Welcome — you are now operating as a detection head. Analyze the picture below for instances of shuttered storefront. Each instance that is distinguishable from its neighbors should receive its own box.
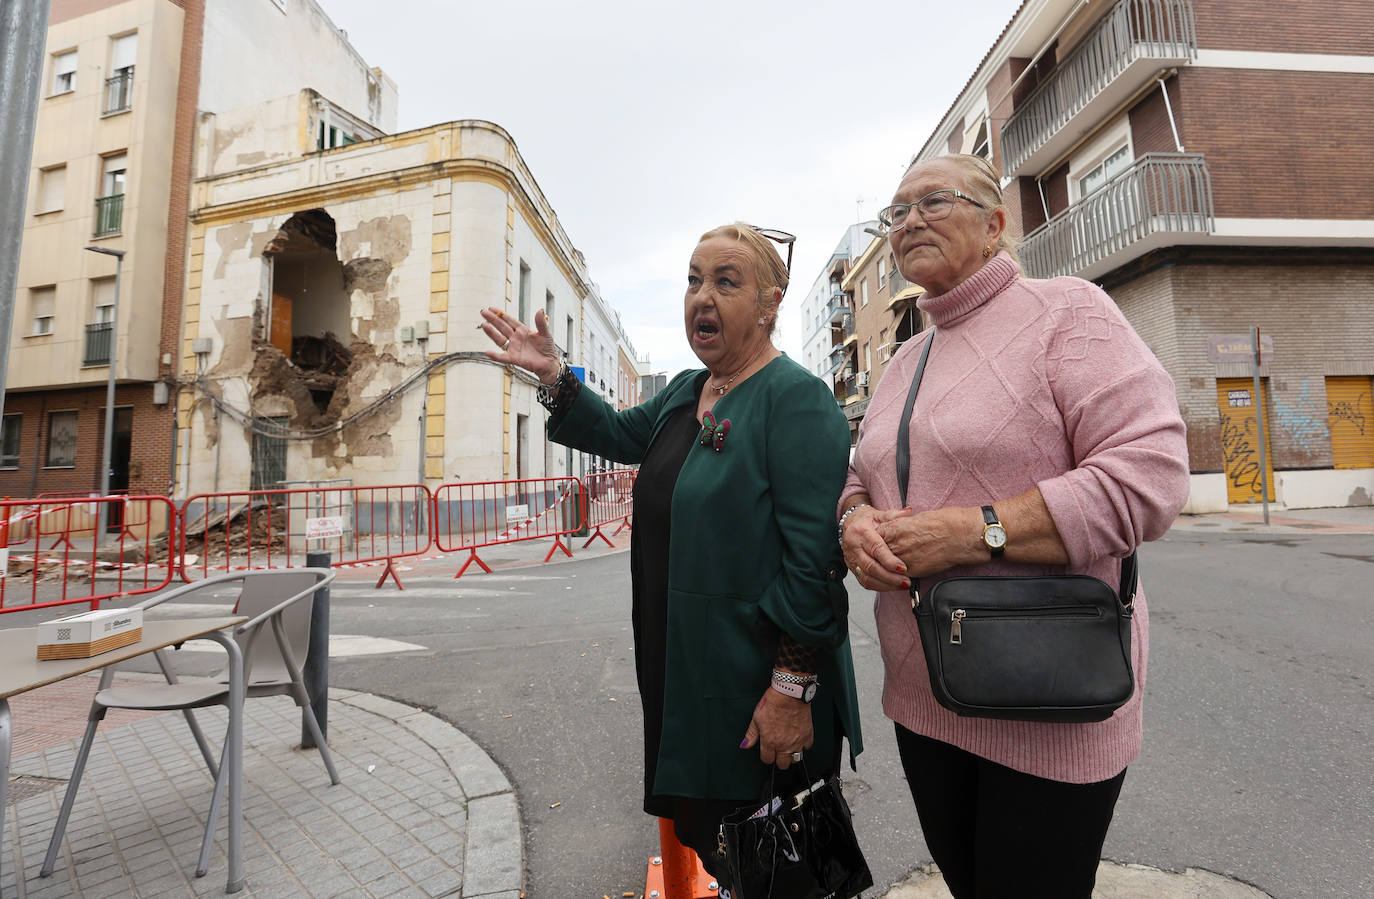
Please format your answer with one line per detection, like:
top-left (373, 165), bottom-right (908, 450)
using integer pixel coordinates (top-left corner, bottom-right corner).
top-left (1215, 378), bottom-right (1275, 504)
top-left (1326, 376), bottom-right (1374, 469)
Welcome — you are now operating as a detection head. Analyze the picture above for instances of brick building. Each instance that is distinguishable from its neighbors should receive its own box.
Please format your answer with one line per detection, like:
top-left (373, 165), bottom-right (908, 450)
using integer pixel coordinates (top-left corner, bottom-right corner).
top-left (3, 0), bottom-right (394, 500)
top-left (891, 0), bottom-right (1374, 510)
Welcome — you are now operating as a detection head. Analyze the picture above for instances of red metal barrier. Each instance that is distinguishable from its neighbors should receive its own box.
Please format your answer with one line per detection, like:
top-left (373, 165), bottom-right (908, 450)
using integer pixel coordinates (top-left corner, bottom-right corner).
top-left (179, 484), bottom-right (433, 589)
top-left (0, 496), bottom-right (177, 615)
top-left (582, 469), bottom-right (635, 548)
top-left (645, 818), bottom-right (718, 898)
top-left (433, 477), bottom-right (584, 578)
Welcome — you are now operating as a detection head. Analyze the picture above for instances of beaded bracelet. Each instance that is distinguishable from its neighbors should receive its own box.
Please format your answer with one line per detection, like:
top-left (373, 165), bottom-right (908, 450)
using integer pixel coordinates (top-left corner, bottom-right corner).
top-left (837, 503), bottom-right (870, 545)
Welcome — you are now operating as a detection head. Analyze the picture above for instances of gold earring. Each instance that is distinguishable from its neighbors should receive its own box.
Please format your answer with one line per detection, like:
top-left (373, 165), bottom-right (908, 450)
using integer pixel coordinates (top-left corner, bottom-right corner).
top-left (982, 246), bottom-right (995, 259)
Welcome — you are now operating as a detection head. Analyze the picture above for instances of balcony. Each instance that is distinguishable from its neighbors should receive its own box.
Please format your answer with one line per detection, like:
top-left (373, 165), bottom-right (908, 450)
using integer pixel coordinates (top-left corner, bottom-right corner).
top-left (1001, 0), bottom-right (1196, 176)
top-left (103, 68), bottom-right (133, 115)
top-left (1020, 153), bottom-right (1213, 281)
top-left (93, 193), bottom-right (123, 237)
top-left (825, 292), bottom-right (848, 324)
top-left (888, 267), bottom-right (909, 297)
top-left (84, 322), bottom-right (113, 365)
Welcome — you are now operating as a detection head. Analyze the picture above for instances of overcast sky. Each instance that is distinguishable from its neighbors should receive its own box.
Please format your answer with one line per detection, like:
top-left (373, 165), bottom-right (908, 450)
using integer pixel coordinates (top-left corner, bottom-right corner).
top-left (322, 0), bottom-right (1018, 375)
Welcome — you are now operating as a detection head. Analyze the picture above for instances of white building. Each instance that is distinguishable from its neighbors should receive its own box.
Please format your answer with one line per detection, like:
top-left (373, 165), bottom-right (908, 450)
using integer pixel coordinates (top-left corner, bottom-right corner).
top-left (797, 222), bottom-right (877, 381)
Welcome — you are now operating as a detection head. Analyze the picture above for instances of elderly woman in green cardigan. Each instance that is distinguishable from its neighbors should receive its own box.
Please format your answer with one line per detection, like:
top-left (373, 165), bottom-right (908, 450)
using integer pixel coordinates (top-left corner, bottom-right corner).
top-left (479, 223), bottom-right (862, 892)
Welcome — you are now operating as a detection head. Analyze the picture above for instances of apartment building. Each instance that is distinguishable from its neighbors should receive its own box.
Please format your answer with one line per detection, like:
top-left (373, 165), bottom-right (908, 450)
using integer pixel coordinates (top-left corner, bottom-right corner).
top-left (832, 234), bottom-right (925, 441)
top-left (798, 222), bottom-right (877, 380)
top-left (906, 0), bottom-right (1374, 510)
top-left (4, 0), bottom-right (394, 500)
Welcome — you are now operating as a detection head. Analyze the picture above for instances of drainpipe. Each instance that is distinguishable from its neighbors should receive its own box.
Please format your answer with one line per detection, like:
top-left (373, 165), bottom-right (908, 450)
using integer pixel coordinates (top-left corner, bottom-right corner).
top-left (1158, 76), bottom-right (1184, 152)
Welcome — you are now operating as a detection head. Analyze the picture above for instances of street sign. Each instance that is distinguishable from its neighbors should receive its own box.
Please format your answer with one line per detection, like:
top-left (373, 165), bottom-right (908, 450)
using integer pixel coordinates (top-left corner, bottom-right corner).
top-left (1208, 333), bottom-right (1274, 364)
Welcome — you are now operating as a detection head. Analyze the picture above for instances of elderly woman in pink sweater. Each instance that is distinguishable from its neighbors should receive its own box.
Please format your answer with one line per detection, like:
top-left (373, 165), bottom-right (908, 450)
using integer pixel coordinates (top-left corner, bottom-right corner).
top-left (838, 154), bottom-right (1190, 898)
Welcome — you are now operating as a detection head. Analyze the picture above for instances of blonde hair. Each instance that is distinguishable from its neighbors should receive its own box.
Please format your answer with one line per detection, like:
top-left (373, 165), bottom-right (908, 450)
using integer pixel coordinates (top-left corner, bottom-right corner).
top-left (697, 223), bottom-right (790, 334)
top-left (915, 154), bottom-right (1021, 262)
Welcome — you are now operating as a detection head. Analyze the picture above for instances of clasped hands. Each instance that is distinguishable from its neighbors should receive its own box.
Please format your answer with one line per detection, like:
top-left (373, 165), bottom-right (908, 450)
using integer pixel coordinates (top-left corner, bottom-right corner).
top-left (841, 505), bottom-right (980, 592)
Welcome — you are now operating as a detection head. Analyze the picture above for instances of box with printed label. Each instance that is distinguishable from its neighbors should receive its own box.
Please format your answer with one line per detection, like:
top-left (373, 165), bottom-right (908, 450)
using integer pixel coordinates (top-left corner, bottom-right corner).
top-left (36, 608), bottom-right (144, 660)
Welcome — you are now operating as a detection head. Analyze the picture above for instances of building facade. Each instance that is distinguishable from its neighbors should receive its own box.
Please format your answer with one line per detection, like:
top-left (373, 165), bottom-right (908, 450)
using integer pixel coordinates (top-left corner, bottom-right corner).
top-left (797, 222), bottom-right (877, 380)
top-left (904, 0), bottom-right (1374, 510)
top-left (3, 0), bottom-right (394, 500)
top-left (178, 119), bottom-right (593, 493)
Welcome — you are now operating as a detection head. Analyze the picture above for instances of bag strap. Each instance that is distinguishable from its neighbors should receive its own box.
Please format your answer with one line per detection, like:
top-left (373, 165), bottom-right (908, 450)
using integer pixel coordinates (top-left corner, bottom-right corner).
top-left (892, 327), bottom-right (1139, 606)
top-left (895, 330), bottom-right (935, 509)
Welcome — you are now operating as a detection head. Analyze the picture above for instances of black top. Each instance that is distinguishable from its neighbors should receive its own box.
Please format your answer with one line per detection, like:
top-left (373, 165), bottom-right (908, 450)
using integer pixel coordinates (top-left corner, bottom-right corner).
top-left (630, 392), bottom-right (702, 816)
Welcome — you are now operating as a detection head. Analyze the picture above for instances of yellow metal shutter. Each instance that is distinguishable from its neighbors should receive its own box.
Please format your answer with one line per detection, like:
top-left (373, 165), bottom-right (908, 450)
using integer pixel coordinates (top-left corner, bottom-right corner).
top-left (1215, 378), bottom-right (1275, 503)
top-left (1327, 376), bottom-right (1374, 469)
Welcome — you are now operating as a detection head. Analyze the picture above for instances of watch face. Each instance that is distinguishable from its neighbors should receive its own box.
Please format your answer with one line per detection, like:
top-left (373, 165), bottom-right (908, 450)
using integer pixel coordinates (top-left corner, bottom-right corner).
top-left (984, 524), bottom-right (1007, 549)
top-left (802, 682), bottom-right (818, 703)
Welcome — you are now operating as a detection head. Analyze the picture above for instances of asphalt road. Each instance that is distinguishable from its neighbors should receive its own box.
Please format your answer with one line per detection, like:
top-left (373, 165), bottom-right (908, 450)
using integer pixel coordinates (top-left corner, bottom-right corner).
top-left (210, 527), bottom-right (1373, 897)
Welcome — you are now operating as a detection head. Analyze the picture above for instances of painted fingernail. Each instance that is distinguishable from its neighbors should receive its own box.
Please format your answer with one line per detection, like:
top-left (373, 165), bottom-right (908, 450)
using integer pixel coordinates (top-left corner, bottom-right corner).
top-left (896, 563), bottom-right (907, 572)
top-left (902, 580), bottom-right (911, 589)
top-left (739, 738), bottom-right (750, 749)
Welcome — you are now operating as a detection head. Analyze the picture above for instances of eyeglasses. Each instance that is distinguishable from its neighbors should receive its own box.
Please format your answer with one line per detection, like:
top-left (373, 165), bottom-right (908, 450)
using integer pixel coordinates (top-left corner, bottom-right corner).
top-left (746, 225), bottom-right (796, 279)
top-left (877, 190), bottom-right (985, 230)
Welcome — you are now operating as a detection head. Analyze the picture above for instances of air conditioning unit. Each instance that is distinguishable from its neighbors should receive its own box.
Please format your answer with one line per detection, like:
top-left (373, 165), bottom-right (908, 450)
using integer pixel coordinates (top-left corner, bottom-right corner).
top-left (856, 371), bottom-right (869, 387)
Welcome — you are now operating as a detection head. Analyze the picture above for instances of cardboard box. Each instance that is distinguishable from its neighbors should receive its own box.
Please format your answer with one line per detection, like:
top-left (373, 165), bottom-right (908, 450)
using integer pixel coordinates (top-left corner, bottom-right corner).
top-left (36, 608), bottom-right (143, 660)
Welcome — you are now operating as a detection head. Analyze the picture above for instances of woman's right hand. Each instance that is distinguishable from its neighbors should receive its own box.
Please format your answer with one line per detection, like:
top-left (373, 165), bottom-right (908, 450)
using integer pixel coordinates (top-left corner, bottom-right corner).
top-left (841, 505), bottom-right (913, 592)
top-left (479, 307), bottom-right (562, 383)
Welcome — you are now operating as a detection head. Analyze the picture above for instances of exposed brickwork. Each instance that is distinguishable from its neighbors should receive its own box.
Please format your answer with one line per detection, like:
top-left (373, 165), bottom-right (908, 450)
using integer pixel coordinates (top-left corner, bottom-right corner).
top-left (1108, 253), bottom-right (1374, 473)
top-left (1193, 0), bottom-right (1374, 55)
top-left (1174, 67), bottom-right (1374, 218)
top-left (0, 385), bottom-right (172, 498)
top-left (1043, 161), bottom-right (1070, 218)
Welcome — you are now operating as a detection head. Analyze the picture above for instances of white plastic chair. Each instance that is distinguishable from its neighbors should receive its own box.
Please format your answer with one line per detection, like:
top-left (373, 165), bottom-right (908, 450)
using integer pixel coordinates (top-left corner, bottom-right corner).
top-left (40, 568), bottom-right (340, 881)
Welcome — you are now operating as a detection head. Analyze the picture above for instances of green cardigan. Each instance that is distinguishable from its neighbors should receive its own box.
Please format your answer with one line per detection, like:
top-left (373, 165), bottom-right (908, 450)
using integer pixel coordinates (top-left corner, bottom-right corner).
top-left (550, 355), bottom-right (863, 800)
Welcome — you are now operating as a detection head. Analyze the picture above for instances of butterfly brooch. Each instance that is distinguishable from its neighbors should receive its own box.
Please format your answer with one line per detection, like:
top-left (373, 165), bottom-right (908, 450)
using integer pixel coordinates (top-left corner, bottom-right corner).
top-left (699, 411), bottom-right (732, 453)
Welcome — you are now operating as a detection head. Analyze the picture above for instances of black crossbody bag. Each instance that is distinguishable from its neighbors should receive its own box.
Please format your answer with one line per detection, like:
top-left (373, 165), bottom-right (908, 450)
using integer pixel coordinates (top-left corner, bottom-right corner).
top-left (897, 331), bottom-right (1136, 723)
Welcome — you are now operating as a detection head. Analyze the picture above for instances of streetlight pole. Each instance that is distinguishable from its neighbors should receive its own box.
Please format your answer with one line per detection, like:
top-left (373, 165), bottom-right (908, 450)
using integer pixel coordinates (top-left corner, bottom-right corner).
top-left (85, 246), bottom-right (124, 545)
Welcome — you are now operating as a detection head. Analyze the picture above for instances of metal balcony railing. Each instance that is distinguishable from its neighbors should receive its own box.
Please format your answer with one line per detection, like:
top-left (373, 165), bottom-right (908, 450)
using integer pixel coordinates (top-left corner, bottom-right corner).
top-left (84, 322), bottom-right (113, 365)
top-left (93, 194), bottom-right (124, 237)
top-left (103, 68), bottom-right (133, 115)
top-left (889, 267), bottom-right (909, 297)
top-left (1001, 0), bottom-right (1196, 175)
top-left (825, 292), bottom-right (848, 323)
top-left (1020, 152), bottom-right (1213, 280)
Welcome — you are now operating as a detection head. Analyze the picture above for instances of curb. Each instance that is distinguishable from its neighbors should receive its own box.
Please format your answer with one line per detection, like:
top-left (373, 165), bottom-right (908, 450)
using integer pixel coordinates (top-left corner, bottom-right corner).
top-left (330, 688), bottom-right (525, 898)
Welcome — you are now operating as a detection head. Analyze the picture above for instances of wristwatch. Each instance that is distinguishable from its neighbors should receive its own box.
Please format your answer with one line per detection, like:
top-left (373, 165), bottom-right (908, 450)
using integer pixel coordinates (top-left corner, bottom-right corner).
top-left (980, 505), bottom-right (1007, 558)
top-left (771, 671), bottom-right (819, 703)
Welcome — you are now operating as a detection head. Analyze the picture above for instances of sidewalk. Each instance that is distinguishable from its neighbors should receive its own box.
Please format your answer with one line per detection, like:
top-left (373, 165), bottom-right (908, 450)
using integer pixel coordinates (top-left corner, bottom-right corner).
top-left (1168, 503), bottom-right (1374, 536)
top-left (3, 684), bottom-right (521, 898)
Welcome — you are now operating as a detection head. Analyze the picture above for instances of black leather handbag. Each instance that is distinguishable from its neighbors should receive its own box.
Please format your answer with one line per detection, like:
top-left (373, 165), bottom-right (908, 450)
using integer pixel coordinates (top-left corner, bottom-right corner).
top-left (718, 764), bottom-right (873, 899)
top-left (897, 332), bottom-right (1137, 723)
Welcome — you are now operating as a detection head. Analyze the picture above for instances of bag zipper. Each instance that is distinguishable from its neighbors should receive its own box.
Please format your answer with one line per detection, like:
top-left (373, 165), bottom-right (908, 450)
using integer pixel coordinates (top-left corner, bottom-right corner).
top-left (949, 604), bottom-right (1102, 645)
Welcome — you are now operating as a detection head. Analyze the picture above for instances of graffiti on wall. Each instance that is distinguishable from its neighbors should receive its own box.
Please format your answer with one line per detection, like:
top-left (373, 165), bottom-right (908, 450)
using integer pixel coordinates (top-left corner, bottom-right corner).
top-left (1272, 379), bottom-right (1325, 458)
top-left (1220, 414), bottom-right (1268, 499)
top-left (1328, 393), bottom-right (1369, 436)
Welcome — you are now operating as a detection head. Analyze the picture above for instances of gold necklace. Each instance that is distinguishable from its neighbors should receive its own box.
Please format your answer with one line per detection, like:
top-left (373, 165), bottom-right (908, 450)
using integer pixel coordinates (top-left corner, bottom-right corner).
top-left (708, 343), bottom-right (771, 396)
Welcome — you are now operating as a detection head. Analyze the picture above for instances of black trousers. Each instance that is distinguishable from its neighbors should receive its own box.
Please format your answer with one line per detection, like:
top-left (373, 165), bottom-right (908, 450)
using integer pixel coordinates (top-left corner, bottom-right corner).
top-left (895, 724), bottom-right (1126, 899)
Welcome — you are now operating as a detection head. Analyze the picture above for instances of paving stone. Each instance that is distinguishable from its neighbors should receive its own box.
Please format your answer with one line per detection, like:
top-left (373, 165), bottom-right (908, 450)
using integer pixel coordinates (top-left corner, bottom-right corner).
top-left (419, 868), bottom-right (464, 897)
top-left (462, 793), bottom-right (521, 897)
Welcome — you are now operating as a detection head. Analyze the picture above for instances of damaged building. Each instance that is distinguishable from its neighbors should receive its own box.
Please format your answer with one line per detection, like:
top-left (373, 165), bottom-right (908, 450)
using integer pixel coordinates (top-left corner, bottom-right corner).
top-left (179, 115), bottom-right (593, 493)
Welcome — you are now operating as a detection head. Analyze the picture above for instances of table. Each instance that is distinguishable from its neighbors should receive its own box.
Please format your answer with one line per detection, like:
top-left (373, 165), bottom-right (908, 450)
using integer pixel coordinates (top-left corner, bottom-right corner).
top-left (0, 616), bottom-right (248, 895)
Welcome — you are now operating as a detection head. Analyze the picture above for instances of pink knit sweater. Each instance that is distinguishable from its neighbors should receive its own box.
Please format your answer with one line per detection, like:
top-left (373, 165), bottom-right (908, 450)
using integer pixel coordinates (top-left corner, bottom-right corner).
top-left (840, 252), bottom-right (1189, 784)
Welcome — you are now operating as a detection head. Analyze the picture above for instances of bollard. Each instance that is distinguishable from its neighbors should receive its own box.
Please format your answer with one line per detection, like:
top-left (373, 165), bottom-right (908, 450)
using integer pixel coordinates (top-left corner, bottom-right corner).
top-left (301, 550), bottom-right (331, 748)
top-left (644, 817), bottom-right (718, 899)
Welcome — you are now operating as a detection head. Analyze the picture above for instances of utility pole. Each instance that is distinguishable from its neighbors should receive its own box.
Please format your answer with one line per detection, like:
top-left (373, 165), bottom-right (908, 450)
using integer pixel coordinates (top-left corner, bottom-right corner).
top-left (0, 0), bottom-right (54, 412)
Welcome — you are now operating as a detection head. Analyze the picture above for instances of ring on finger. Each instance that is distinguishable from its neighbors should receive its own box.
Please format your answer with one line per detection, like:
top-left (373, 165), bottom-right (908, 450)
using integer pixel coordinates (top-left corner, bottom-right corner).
top-left (856, 565), bottom-right (864, 579)
top-left (501, 339), bottom-right (510, 351)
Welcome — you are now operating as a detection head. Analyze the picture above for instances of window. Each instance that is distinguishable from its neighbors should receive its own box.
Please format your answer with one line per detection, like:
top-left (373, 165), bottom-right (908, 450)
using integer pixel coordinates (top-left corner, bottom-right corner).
top-left (95, 154), bottom-right (126, 236)
top-left (105, 33), bottom-right (136, 114)
top-left (518, 261), bottom-right (531, 322)
top-left (37, 165), bottom-right (65, 213)
top-left (565, 315), bottom-right (574, 358)
top-left (878, 258), bottom-right (886, 287)
top-left (51, 50), bottom-right (77, 95)
top-left (1, 415), bottom-right (21, 469)
top-left (85, 278), bottom-right (116, 364)
top-left (46, 411), bottom-right (78, 468)
top-left (1078, 145), bottom-right (1131, 198)
top-left (860, 279), bottom-right (869, 307)
top-left (970, 121), bottom-right (991, 160)
top-left (545, 291), bottom-right (555, 331)
top-left (91, 277), bottom-right (116, 322)
top-left (30, 286), bottom-right (55, 335)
